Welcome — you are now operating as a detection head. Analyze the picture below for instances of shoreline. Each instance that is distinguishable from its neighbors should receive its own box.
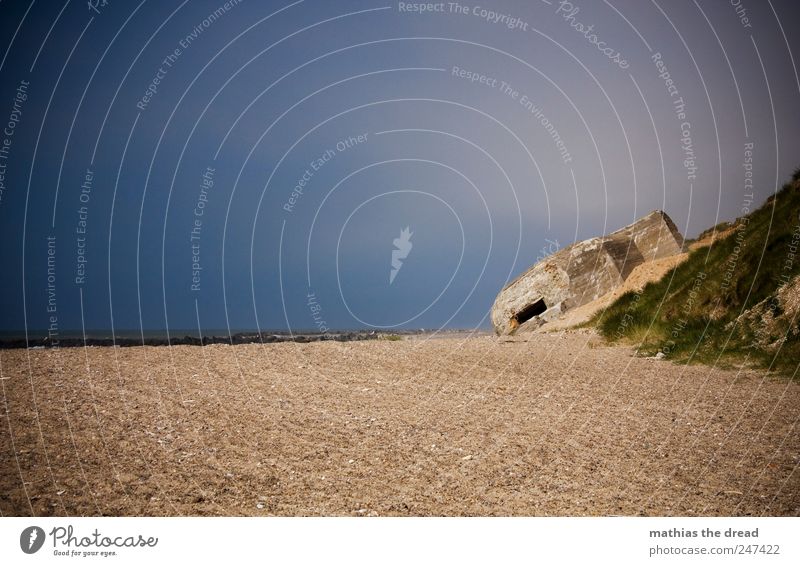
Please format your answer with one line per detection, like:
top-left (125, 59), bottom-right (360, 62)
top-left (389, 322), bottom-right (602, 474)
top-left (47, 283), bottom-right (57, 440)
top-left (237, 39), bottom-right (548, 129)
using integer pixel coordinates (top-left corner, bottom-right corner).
top-left (0, 328), bottom-right (486, 349)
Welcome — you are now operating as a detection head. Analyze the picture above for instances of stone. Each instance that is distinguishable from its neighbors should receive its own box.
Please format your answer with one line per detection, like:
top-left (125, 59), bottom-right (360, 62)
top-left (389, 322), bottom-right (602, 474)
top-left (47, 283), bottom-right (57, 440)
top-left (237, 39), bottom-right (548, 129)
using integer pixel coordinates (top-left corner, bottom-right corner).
top-left (491, 210), bottom-right (684, 335)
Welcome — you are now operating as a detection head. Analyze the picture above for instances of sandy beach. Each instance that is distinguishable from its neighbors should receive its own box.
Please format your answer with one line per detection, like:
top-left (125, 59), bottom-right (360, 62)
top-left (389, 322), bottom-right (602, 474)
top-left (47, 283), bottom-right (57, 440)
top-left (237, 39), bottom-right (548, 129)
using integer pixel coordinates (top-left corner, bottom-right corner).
top-left (1, 331), bottom-right (798, 516)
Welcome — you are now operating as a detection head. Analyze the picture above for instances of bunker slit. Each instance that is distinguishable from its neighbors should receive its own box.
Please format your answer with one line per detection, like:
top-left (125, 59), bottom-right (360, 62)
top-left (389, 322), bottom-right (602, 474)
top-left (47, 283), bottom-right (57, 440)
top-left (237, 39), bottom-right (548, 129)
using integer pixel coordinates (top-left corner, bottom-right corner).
top-left (513, 298), bottom-right (547, 326)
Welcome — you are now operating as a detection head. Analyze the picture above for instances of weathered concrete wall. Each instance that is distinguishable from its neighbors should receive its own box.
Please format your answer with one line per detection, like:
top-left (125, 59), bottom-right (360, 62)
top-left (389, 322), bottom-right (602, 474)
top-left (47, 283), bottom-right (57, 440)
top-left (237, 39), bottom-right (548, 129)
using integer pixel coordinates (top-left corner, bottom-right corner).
top-left (561, 238), bottom-right (625, 310)
top-left (491, 211), bottom-right (684, 335)
top-left (612, 210), bottom-right (684, 261)
top-left (490, 261), bottom-right (571, 334)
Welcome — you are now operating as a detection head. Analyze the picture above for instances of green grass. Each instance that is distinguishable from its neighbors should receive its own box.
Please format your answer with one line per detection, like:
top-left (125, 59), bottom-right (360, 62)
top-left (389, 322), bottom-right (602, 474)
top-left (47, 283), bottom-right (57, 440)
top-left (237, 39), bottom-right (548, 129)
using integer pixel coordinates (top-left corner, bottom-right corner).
top-left (683, 219), bottom-right (733, 248)
top-left (591, 175), bottom-right (800, 375)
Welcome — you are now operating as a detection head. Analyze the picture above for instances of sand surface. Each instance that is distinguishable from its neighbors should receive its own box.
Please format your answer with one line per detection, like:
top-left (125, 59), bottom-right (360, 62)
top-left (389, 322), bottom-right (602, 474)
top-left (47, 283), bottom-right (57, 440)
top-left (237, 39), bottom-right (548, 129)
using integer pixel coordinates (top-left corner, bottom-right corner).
top-left (1, 331), bottom-right (798, 516)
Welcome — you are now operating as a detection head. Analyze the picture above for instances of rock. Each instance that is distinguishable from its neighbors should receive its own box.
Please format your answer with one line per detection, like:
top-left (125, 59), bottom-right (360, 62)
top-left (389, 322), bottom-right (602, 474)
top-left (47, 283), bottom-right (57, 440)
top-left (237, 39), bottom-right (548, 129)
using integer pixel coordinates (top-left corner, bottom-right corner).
top-left (655, 352), bottom-right (666, 360)
top-left (491, 211), bottom-right (684, 335)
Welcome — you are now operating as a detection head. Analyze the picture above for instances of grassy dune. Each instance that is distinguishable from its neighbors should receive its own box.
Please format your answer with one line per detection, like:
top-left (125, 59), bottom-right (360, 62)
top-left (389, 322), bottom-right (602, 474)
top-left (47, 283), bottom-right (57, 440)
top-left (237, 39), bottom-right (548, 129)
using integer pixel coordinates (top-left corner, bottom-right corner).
top-left (592, 171), bottom-right (800, 375)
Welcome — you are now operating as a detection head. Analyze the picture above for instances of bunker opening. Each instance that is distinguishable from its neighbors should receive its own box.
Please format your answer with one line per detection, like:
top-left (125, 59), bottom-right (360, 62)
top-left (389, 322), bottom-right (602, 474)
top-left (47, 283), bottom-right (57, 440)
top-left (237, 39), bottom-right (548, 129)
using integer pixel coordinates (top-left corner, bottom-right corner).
top-left (513, 298), bottom-right (547, 327)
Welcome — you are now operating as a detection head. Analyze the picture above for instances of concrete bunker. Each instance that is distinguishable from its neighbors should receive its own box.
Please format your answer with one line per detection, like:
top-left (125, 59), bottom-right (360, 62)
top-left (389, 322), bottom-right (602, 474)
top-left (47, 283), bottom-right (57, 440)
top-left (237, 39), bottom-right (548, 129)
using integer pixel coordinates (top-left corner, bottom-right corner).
top-left (491, 210), bottom-right (684, 335)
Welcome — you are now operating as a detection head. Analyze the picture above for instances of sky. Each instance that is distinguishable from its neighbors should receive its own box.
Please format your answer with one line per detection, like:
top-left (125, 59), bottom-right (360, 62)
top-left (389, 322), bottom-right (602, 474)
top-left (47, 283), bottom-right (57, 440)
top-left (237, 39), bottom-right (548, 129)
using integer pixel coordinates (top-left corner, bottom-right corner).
top-left (0, 0), bottom-right (799, 335)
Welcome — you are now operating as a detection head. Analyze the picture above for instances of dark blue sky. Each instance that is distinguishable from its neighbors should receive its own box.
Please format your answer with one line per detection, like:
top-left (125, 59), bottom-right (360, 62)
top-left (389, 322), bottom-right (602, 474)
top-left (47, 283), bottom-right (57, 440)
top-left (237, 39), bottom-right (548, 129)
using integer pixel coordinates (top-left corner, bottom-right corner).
top-left (1, 0), bottom-right (799, 335)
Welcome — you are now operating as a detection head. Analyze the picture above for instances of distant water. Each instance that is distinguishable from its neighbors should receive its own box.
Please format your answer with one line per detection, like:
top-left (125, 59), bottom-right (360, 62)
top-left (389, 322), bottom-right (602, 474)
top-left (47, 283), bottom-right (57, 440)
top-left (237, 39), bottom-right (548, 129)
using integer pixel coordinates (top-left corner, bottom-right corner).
top-left (0, 329), bottom-right (319, 340)
top-left (0, 328), bottom-right (471, 341)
